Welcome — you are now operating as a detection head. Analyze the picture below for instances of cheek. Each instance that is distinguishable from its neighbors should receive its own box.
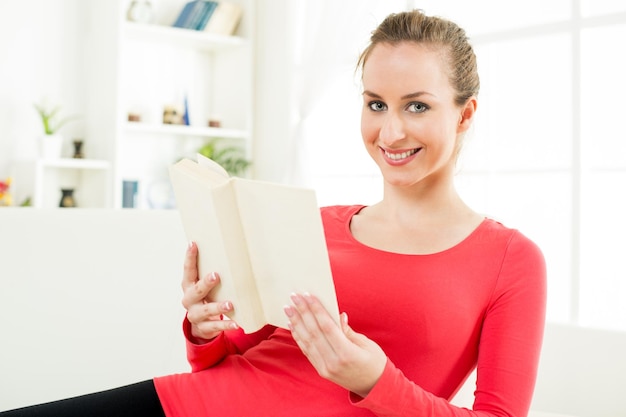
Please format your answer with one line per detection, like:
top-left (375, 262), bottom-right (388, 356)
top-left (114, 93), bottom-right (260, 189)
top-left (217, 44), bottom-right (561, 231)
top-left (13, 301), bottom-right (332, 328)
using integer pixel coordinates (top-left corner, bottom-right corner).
top-left (360, 110), bottom-right (379, 144)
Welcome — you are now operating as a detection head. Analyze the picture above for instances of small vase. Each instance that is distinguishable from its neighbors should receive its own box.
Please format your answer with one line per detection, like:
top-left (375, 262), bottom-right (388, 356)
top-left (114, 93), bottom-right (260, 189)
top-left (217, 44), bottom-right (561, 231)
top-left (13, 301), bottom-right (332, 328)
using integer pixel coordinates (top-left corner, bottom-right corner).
top-left (59, 188), bottom-right (77, 208)
top-left (72, 139), bottom-right (84, 158)
top-left (39, 134), bottom-right (63, 159)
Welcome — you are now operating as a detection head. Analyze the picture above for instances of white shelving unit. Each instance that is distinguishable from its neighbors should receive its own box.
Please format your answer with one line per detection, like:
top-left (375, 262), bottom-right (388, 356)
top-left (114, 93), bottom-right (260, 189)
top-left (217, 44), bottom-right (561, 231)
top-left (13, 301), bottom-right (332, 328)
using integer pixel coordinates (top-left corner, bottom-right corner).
top-left (82, 0), bottom-right (255, 208)
top-left (15, 158), bottom-right (112, 208)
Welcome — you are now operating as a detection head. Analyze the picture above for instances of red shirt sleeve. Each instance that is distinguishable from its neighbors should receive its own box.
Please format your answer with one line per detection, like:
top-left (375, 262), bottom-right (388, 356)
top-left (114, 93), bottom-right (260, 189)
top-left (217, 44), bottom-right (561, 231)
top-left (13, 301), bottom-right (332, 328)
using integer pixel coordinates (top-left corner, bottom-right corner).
top-left (183, 317), bottom-right (277, 372)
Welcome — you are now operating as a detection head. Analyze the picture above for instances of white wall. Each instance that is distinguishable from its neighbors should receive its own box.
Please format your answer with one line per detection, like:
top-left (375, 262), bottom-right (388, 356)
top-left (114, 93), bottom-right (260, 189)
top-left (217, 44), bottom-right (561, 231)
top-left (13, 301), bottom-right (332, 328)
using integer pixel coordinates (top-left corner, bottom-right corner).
top-left (0, 1), bottom-right (87, 181)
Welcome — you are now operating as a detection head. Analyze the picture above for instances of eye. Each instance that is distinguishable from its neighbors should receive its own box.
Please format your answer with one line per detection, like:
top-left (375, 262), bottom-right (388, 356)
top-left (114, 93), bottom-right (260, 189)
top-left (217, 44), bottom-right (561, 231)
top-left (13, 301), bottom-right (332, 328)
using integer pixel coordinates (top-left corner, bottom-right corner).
top-left (407, 102), bottom-right (429, 113)
top-left (368, 101), bottom-right (387, 112)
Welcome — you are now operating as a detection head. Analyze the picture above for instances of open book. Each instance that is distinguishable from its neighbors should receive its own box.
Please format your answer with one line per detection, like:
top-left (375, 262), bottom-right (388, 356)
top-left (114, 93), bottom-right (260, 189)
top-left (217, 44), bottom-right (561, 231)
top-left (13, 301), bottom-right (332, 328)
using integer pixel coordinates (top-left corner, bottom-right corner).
top-left (168, 155), bottom-right (340, 332)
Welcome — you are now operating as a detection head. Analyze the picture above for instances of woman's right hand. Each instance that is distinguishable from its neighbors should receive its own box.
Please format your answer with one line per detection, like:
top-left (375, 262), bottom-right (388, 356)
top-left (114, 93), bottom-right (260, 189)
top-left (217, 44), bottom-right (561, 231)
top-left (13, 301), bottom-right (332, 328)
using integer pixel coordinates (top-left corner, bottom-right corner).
top-left (181, 242), bottom-right (239, 344)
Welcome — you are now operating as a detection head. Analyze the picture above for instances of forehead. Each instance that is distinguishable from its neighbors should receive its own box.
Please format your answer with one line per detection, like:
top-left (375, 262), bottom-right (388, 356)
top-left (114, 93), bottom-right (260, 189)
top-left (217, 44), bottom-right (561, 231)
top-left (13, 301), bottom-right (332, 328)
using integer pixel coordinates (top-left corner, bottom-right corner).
top-left (362, 42), bottom-right (452, 94)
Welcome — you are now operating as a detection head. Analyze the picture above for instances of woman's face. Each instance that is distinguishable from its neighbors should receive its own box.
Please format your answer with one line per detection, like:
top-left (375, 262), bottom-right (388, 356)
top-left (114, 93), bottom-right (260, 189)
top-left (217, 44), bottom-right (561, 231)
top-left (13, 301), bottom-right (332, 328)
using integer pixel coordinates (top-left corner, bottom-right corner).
top-left (360, 42), bottom-right (474, 190)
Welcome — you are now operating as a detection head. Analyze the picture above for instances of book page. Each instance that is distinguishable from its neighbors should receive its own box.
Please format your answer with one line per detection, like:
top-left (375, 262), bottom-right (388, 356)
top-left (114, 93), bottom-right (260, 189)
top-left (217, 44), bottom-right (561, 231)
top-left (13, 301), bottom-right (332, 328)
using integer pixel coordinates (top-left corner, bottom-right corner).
top-left (233, 179), bottom-right (340, 328)
top-left (196, 153), bottom-right (230, 178)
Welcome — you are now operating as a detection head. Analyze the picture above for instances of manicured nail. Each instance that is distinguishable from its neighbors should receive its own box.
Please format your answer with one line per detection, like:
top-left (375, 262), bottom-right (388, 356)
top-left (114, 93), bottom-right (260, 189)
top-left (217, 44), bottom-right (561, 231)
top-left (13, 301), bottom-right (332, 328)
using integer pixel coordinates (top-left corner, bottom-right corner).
top-left (303, 292), bottom-right (313, 304)
top-left (290, 293), bottom-right (301, 305)
top-left (222, 301), bottom-right (232, 311)
top-left (209, 272), bottom-right (218, 282)
top-left (228, 321), bottom-right (238, 330)
top-left (283, 305), bottom-right (294, 317)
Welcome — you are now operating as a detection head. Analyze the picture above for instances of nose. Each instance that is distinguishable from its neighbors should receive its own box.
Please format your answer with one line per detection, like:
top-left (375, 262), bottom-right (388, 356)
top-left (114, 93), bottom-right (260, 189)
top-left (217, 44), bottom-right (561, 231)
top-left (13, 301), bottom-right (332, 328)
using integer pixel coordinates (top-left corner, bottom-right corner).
top-left (379, 112), bottom-right (406, 146)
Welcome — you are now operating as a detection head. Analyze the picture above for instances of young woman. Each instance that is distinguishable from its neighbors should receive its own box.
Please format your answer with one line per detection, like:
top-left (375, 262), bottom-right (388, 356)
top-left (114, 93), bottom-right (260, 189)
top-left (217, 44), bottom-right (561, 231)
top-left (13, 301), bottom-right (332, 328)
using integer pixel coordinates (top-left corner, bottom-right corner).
top-left (2, 9), bottom-right (546, 417)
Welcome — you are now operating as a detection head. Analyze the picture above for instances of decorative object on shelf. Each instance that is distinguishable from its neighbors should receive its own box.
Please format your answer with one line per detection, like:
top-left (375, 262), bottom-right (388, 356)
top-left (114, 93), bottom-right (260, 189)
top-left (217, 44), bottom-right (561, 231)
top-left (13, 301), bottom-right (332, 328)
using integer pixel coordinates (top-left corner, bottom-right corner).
top-left (128, 112), bottom-right (141, 122)
top-left (182, 95), bottom-right (190, 126)
top-left (126, 0), bottom-right (154, 24)
top-left (0, 177), bottom-right (12, 206)
top-left (147, 179), bottom-right (175, 209)
top-left (34, 101), bottom-right (78, 160)
top-left (208, 116), bottom-right (221, 128)
top-left (122, 180), bottom-right (139, 208)
top-left (163, 104), bottom-right (184, 125)
top-left (197, 138), bottom-right (250, 177)
top-left (38, 134), bottom-right (63, 160)
top-left (72, 139), bottom-right (84, 158)
top-left (59, 188), bottom-right (77, 208)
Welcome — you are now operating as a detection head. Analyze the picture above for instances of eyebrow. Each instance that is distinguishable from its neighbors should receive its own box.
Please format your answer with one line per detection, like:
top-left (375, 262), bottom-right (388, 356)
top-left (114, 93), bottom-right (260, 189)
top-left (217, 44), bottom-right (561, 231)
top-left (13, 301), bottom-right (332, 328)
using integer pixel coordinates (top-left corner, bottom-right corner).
top-left (362, 90), bottom-right (434, 100)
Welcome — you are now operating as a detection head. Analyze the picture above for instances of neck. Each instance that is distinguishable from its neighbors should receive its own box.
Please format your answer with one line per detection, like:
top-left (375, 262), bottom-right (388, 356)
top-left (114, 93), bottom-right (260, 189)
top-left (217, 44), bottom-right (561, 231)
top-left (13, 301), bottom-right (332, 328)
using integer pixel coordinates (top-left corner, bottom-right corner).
top-left (376, 175), bottom-right (474, 226)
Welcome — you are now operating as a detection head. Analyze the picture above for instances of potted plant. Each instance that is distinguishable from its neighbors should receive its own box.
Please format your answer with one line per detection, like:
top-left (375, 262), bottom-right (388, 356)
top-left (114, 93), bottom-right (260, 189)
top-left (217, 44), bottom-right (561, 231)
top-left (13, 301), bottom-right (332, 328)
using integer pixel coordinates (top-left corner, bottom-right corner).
top-left (197, 139), bottom-right (251, 177)
top-left (33, 102), bottom-right (77, 159)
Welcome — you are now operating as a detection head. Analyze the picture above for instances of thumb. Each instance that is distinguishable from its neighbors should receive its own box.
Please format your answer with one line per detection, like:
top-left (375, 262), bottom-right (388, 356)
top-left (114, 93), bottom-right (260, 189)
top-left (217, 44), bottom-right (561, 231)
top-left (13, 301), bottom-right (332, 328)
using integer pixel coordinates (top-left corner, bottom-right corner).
top-left (341, 312), bottom-right (367, 346)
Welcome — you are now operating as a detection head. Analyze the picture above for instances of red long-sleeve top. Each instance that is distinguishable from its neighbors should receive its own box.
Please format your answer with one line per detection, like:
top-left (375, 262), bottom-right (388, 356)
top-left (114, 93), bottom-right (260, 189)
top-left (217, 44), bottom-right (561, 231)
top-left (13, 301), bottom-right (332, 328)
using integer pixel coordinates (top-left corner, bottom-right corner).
top-left (154, 205), bottom-right (546, 417)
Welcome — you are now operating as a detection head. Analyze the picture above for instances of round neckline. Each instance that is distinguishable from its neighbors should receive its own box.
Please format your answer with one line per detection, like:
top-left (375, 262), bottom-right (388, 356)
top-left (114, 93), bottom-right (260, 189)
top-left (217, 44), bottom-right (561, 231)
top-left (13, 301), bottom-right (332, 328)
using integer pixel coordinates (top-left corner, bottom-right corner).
top-left (343, 205), bottom-right (490, 257)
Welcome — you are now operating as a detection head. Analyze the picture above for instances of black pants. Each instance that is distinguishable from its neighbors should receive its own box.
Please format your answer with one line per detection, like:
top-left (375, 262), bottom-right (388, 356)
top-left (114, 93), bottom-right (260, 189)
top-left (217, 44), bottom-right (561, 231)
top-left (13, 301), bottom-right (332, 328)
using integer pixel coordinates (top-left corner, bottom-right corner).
top-left (0, 380), bottom-right (165, 417)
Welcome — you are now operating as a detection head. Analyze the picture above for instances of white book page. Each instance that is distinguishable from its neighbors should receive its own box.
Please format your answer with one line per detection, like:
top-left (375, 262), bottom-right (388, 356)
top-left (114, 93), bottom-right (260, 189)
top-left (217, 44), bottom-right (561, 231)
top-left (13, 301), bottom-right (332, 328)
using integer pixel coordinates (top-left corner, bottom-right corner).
top-left (233, 179), bottom-right (340, 328)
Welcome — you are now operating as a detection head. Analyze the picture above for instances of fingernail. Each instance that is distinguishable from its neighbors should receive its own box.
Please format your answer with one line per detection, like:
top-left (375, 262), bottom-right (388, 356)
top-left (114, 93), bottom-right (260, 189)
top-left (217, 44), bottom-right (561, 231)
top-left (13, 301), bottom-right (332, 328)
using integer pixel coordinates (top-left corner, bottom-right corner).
top-left (222, 301), bottom-right (232, 311)
top-left (187, 241), bottom-right (194, 250)
top-left (303, 292), bottom-right (313, 304)
top-left (290, 293), bottom-right (301, 305)
top-left (209, 272), bottom-right (218, 282)
top-left (228, 321), bottom-right (238, 330)
top-left (283, 305), bottom-right (294, 317)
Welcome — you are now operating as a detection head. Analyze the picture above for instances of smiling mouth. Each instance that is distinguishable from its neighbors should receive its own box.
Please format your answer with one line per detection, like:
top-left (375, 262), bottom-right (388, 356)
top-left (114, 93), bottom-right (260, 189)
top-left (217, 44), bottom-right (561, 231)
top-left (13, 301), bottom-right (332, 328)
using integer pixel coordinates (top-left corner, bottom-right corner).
top-left (383, 148), bottom-right (421, 161)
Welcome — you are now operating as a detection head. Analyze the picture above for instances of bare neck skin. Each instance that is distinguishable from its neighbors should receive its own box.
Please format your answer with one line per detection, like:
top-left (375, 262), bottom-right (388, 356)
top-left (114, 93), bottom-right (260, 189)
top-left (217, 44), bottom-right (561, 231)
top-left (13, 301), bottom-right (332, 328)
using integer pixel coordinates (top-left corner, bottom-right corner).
top-left (350, 171), bottom-right (484, 255)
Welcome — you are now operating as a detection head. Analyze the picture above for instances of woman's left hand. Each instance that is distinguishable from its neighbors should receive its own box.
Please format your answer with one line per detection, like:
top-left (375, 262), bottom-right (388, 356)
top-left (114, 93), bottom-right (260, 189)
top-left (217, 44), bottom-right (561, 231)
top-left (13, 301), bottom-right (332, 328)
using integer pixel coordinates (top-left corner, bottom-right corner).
top-left (284, 293), bottom-right (387, 398)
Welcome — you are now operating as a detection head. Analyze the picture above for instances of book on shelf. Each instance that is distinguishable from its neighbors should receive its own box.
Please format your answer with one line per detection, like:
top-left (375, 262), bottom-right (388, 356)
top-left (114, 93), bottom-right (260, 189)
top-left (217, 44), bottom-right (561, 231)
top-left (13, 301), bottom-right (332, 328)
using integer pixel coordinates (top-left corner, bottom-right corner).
top-left (168, 154), bottom-right (340, 333)
top-left (172, 0), bottom-right (218, 30)
top-left (195, 1), bottom-right (218, 30)
top-left (172, 0), bottom-right (202, 28)
top-left (204, 2), bottom-right (243, 36)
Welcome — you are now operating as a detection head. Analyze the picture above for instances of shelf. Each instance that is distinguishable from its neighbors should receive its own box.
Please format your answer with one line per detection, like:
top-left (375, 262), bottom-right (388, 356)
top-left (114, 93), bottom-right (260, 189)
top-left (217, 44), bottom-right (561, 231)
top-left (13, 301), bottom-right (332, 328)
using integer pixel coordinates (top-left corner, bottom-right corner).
top-left (124, 122), bottom-right (249, 140)
top-left (122, 21), bottom-right (248, 51)
top-left (37, 158), bottom-right (112, 170)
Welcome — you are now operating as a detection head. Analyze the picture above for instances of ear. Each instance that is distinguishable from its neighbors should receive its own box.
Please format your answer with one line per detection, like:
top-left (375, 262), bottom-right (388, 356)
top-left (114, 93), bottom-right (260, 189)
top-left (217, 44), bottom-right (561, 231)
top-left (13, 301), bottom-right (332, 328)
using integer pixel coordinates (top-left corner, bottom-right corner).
top-left (457, 96), bottom-right (477, 134)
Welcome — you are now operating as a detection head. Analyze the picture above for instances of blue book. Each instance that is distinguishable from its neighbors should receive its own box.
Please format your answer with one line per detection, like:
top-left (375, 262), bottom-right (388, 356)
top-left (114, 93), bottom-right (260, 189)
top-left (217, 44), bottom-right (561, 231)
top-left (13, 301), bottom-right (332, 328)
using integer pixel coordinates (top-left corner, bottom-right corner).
top-left (185, 1), bottom-right (210, 29)
top-left (195, 1), bottom-right (218, 30)
top-left (172, 1), bottom-right (195, 28)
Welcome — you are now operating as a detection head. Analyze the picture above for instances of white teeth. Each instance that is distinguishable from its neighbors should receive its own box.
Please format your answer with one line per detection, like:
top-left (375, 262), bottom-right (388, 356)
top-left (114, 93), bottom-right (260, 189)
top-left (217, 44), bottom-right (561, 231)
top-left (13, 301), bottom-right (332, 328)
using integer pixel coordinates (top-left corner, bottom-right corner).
top-left (385, 148), bottom-right (419, 161)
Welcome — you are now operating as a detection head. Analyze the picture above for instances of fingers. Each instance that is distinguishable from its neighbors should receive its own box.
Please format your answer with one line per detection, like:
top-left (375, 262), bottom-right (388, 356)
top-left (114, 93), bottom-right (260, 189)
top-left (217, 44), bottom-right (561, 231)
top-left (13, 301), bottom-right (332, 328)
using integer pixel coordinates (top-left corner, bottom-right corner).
top-left (180, 242), bottom-right (239, 342)
top-left (285, 294), bottom-right (387, 396)
top-left (285, 293), bottom-right (342, 360)
top-left (188, 299), bottom-right (239, 340)
top-left (182, 270), bottom-right (221, 310)
top-left (181, 241), bottom-right (199, 291)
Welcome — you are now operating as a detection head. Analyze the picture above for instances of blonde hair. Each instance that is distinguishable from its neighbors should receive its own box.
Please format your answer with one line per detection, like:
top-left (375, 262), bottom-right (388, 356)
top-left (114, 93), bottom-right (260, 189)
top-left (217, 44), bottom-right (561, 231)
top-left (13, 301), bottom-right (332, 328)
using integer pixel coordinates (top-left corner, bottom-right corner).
top-left (357, 10), bottom-right (479, 107)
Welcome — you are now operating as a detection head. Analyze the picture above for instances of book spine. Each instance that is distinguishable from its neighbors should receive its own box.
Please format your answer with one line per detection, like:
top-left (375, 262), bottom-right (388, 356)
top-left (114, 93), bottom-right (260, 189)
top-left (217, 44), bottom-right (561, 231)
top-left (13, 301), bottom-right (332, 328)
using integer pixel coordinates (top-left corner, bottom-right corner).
top-left (172, 1), bottom-right (195, 28)
top-left (185, 1), bottom-right (209, 30)
top-left (195, 1), bottom-right (218, 31)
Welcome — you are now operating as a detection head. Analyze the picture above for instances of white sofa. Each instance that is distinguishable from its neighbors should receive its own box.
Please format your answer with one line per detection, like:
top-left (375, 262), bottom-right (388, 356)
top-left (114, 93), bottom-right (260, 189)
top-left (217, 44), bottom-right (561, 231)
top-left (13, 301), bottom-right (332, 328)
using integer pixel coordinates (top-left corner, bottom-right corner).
top-left (1, 208), bottom-right (625, 416)
top-left (0, 208), bottom-right (188, 411)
